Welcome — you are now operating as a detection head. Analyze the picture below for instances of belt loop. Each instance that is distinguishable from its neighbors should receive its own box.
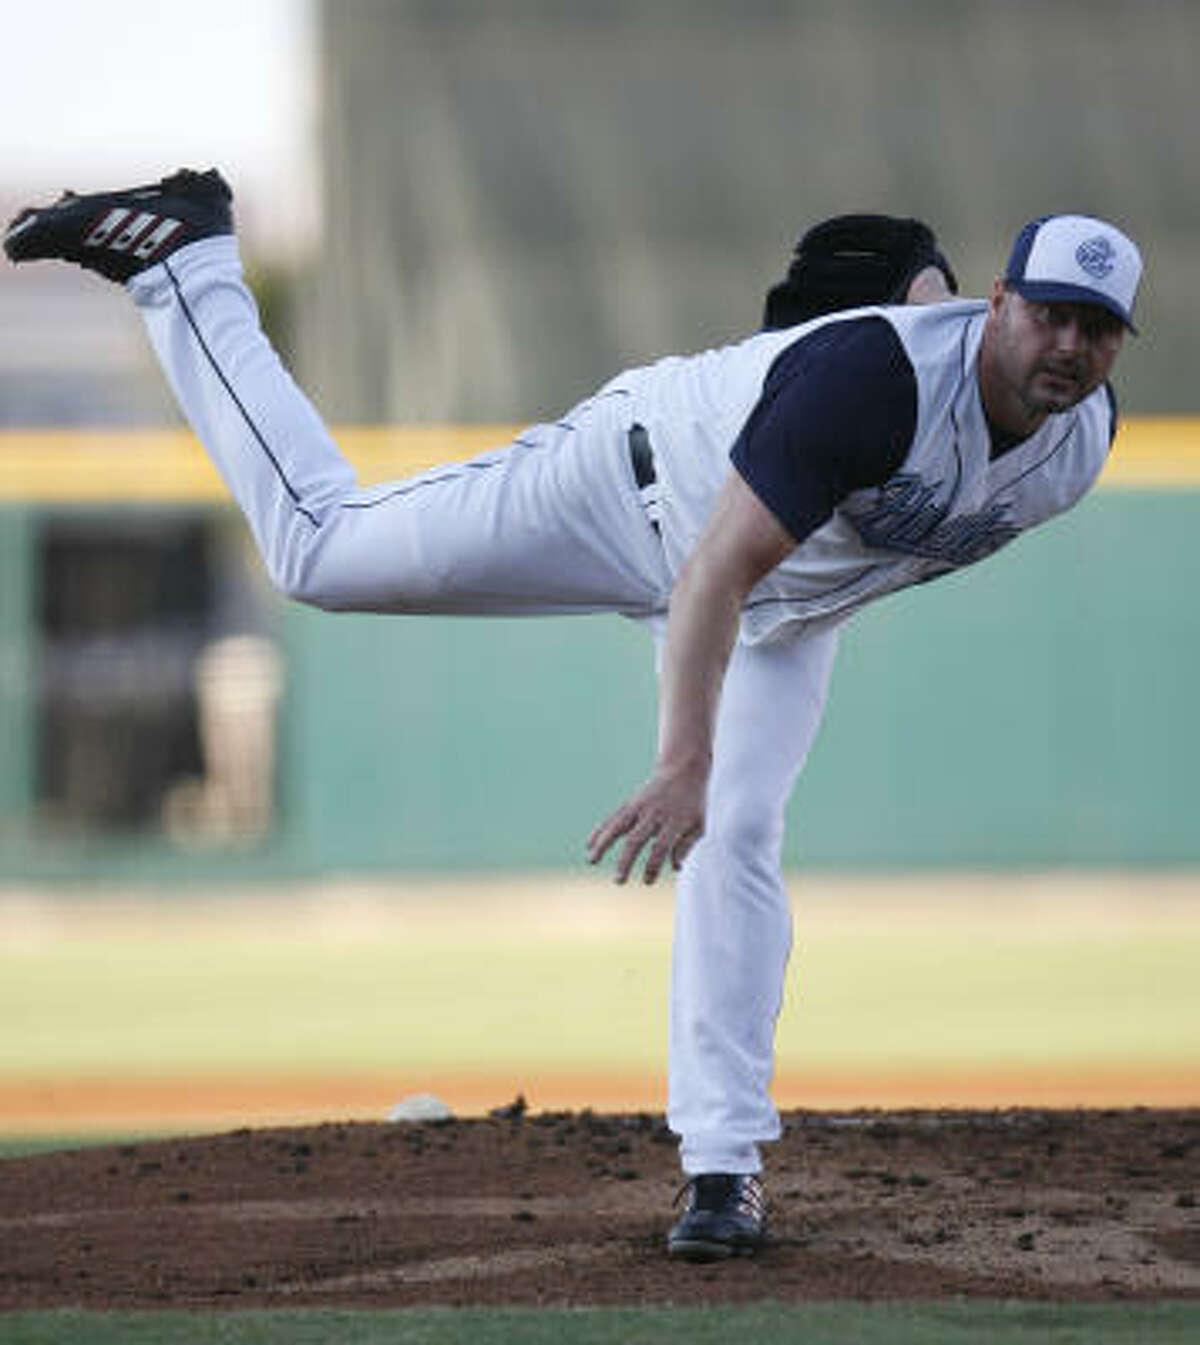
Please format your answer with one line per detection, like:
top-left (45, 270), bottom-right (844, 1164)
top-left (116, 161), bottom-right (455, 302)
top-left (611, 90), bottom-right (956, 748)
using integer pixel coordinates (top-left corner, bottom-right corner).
top-left (629, 423), bottom-right (656, 488)
top-left (628, 423), bottom-right (661, 535)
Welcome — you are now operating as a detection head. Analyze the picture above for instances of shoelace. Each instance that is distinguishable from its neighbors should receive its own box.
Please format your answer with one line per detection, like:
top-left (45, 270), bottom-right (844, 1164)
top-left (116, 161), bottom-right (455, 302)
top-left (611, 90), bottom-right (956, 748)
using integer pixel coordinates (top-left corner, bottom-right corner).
top-left (673, 1174), bottom-right (765, 1218)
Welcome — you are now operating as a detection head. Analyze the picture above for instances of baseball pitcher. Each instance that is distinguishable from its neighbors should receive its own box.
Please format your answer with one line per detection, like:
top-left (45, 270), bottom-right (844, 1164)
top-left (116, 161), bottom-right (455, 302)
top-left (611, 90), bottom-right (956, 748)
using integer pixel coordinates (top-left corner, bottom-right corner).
top-left (6, 172), bottom-right (1140, 1260)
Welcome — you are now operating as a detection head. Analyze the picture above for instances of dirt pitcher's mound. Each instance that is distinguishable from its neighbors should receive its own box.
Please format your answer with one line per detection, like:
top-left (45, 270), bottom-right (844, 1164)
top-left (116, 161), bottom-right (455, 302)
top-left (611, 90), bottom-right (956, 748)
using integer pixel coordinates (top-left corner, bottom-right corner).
top-left (1, 1107), bottom-right (1198, 1310)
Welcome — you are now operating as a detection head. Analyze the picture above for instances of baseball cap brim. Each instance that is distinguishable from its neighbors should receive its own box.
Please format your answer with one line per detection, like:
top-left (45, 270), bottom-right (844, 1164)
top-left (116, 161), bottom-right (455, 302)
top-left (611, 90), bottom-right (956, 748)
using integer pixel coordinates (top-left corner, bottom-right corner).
top-left (1008, 278), bottom-right (1138, 334)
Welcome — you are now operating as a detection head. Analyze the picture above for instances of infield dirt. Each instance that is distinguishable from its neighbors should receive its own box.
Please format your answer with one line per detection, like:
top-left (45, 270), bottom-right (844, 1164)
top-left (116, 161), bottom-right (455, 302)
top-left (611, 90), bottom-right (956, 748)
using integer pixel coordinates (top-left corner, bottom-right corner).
top-left (1, 1105), bottom-right (1197, 1310)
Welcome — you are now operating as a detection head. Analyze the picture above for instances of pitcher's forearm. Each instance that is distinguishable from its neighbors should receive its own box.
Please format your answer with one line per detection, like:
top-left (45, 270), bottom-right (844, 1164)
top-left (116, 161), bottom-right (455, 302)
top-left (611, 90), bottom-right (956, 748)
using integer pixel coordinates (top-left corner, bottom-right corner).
top-left (655, 551), bottom-right (742, 776)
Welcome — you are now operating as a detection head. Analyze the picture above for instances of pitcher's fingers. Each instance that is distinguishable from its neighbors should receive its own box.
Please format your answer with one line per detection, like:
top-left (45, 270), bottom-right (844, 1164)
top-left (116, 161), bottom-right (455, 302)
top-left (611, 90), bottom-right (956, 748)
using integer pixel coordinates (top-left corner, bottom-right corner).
top-left (641, 830), bottom-right (677, 886)
top-left (614, 817), bottom-right (660, 885)
top-left (587, 806), bottom-right (636, 863)
top-left (670, 825), bottom-right (702, 872)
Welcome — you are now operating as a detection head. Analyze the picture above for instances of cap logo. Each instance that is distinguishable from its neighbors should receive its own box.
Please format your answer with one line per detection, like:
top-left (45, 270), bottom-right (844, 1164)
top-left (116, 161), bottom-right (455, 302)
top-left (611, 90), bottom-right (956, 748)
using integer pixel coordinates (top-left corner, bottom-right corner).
top-left (1074, 235), bottom-right (1117, 280)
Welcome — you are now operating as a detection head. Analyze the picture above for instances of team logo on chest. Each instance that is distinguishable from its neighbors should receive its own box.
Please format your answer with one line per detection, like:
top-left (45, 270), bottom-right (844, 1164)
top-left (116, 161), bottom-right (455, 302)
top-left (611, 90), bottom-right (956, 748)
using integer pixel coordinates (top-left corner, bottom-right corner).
top-left (845, 473), bottom-right (1019, 565)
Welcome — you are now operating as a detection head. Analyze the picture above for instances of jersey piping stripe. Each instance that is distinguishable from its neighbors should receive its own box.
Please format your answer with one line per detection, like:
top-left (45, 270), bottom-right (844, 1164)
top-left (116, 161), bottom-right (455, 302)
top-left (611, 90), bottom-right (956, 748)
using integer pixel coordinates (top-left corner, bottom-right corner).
top-left (338, 387), bottom-right (635, 512)
top-left (983, 418), bottom-right (1078, 506)
top-left (740, 563), bottom-right (878, 613)
top-left (338, 459), bottom-right (502, 511)
top-left (943, 317), bottom-right (973, 503)
top-left (163, 257), bottom-right (321, 529)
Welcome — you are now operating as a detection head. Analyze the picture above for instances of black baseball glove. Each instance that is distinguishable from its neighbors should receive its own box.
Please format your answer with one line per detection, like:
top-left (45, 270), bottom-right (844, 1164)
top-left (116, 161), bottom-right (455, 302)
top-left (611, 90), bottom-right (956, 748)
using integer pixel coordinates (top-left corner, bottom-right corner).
top-left (762, 213), bottom-right (958, 330)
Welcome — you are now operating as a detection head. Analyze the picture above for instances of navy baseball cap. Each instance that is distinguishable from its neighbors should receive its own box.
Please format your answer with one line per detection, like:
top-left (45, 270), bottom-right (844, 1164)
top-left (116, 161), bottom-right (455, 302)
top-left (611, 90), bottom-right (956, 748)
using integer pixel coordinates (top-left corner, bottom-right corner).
top-left (1005, 214), bottom-right (1143, 332)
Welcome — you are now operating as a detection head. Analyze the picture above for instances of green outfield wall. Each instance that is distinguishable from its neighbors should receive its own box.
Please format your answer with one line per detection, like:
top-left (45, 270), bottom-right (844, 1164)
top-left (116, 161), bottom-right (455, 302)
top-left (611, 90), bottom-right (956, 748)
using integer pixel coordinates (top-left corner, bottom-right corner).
top-left (1, 425), bottom-right (1198, 881)
top-left (279, 487), bottom-right (1200, 873)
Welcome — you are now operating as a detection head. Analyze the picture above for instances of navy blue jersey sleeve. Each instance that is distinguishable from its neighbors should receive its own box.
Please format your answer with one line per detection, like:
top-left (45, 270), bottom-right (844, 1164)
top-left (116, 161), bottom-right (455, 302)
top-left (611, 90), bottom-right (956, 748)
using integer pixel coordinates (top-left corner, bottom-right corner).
top-left (730, 316), bottom-right (918, 544)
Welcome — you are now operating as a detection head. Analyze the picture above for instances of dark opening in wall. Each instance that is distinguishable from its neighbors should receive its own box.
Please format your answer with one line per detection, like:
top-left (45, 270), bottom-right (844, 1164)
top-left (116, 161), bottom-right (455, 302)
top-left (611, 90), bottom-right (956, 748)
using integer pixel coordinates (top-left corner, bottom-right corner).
top-left (35, 514), bottom-right (282, 843)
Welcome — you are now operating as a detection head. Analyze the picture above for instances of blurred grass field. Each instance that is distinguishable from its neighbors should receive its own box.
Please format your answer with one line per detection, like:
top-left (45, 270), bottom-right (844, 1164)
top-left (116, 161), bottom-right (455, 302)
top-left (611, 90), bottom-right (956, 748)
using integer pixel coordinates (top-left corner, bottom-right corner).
top-left (1, 871), bottom-right (1198, 1136)
top-left (2, 1302), bottom-right (1199, 1345)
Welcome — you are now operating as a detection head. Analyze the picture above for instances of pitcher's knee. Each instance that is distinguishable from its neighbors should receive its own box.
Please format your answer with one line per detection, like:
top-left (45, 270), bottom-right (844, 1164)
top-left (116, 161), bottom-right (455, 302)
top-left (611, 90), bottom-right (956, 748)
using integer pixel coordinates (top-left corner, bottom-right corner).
top-left (255, 547), bottom-right (335, 611)
top-left (258, 520), bottom-right (364, 611)
top-left (704, 788), bottom-right (786, 869)
top-left (273, 565), bottom-right (362, 612)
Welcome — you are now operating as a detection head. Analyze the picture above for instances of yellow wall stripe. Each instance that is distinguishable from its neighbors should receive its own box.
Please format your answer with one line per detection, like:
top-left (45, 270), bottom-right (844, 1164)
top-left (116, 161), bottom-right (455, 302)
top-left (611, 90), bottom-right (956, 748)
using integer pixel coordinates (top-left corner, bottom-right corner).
top-left (0, 426), bottom-right (521, 504)
top-left (1098, 417), bottom-right (1200, 487)
top-left (0, 417), bottom-right (1196, 503)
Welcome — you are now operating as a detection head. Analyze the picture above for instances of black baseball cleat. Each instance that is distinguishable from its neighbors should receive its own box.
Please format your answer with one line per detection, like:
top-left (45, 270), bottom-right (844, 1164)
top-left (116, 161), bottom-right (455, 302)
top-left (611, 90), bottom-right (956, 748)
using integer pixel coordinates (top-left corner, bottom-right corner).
top-left (3, 168), bottom-right (233, 283)
top-left (667, 1173), bottom-right (767, 1261)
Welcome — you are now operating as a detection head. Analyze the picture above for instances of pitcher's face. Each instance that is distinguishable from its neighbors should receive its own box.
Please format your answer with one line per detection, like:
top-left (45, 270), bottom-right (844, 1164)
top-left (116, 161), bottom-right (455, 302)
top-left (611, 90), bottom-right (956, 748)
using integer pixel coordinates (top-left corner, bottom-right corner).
top-left (984, 284), bottom-right (1125, 421)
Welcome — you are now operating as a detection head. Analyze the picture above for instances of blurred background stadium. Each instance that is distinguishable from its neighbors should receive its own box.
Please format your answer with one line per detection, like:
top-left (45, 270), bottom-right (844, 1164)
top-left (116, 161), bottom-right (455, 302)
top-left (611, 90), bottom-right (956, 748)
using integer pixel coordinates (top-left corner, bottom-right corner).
top-left (0, 0), bottom-right (1197, 1134)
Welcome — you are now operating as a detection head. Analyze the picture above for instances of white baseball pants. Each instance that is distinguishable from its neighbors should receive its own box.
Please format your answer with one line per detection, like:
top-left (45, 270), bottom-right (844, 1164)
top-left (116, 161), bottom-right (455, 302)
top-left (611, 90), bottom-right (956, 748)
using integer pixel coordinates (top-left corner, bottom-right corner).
top-left (128, 236), bottom-right (839, 1175)
top-left (666, 623), bottom-right (838, 1175)
top-left (131, 239), bottom-right (670, 619)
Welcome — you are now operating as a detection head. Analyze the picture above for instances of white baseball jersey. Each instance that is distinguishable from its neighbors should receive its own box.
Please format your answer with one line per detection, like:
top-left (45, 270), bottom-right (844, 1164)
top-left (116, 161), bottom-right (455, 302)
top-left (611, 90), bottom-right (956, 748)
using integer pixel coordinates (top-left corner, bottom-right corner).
top-left (614, 300), bottom-right (1115, 642)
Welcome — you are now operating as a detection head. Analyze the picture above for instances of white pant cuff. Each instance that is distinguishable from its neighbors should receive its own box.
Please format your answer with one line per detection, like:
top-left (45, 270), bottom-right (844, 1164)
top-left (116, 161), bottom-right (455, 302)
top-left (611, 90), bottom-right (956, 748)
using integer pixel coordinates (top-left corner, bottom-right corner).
top-left (127, 235), bottom-right (241, 305)
top-left (679, 1143), bottom-right (762, 1177)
